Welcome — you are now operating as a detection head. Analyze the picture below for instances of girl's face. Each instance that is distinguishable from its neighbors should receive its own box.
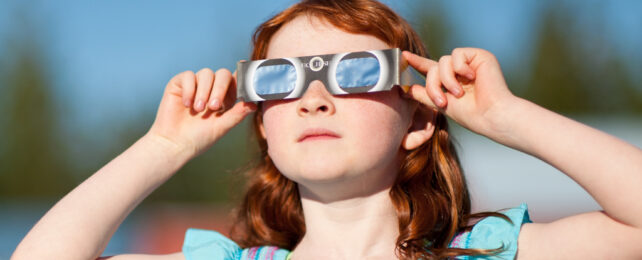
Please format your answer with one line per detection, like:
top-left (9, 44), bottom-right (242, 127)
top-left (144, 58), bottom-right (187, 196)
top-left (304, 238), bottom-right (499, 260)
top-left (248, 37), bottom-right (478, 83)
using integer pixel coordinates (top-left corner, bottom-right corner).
top-left (260, 15), bottom-right (416, 187)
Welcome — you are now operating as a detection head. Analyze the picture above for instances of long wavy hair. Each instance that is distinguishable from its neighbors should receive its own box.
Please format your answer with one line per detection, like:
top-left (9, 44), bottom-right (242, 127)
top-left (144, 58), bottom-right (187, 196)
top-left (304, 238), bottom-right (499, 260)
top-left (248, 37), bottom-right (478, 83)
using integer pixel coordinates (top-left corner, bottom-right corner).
top-left (230, 0), bottom-right (508, 259)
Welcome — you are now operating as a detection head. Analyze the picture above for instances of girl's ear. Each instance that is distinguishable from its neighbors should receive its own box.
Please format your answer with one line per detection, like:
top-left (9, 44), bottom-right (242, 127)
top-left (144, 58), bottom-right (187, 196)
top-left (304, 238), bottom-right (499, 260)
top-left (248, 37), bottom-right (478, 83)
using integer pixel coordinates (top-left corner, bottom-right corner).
top-left (401, 106), bottom-right (437, 150)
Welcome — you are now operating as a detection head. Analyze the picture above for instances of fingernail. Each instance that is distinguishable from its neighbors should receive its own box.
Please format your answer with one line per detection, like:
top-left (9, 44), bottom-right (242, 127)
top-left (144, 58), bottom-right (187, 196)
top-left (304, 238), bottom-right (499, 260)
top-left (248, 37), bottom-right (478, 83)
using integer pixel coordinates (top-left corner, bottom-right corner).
top-left (184, 99), bottom-right (191, 107)
top-left (453, 87), bottom-right (462, 96)
top-left (210, 99), bottom-right (221, 110)
top-left (466, 72), bottom-right (475, 80)
top-left (436, 97), bottom-right (444, 106)
top-left (195, 100), bottom-right (204, 111)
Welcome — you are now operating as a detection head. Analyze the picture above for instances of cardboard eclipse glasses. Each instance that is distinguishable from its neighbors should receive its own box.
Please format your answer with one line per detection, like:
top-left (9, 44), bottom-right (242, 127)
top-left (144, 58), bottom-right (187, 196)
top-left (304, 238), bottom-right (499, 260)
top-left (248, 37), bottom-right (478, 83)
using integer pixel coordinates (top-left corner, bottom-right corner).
top-left (236, 48), bottom-right (425, 102)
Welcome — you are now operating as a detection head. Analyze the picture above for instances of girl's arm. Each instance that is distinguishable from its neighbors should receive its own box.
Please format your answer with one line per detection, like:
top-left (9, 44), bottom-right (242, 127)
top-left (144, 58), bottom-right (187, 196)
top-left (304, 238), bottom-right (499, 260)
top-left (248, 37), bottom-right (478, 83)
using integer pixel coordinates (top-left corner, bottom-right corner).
top-left (11, 134), bottom-right (190, 260)
top-left (403, 49), bottom-right (642, 258)
top-left (11, 68), bottom-right (256, 260)
top-left (487, 94), bottom-right (642, 229)
top-left (491, 96), bottom-right (642, 259)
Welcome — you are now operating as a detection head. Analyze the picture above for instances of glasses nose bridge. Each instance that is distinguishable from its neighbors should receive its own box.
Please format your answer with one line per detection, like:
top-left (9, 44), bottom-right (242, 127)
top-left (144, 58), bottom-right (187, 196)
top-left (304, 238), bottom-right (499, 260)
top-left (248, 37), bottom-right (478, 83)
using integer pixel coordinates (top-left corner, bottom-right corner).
top-left (300, 54), bottom-right (333, 96)
top-left (302, 79), bottom-right (333, 97)
top-left (302, 73), bottom-right (333, 94)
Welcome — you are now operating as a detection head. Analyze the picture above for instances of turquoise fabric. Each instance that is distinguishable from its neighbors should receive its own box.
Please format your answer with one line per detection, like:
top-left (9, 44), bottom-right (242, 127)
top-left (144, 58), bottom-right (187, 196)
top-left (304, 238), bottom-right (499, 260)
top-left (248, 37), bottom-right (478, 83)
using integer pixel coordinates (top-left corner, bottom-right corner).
top-left (182, 228), bottom-right (242, 260)
top-left (336, 57), bottom-right (380, 88)
top-left (182, 203), bottom-right (530, 260)
top-left (182, 228), bottom-right (290, 260)
top-left (449, 203), bottom-right (532, 259)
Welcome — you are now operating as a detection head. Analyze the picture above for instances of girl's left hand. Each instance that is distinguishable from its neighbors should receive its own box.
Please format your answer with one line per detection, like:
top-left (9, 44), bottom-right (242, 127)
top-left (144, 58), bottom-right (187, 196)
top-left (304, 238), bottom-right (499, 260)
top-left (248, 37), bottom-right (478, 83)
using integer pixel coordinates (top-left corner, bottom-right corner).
top-left (402, 48), bottom-right (520, 137)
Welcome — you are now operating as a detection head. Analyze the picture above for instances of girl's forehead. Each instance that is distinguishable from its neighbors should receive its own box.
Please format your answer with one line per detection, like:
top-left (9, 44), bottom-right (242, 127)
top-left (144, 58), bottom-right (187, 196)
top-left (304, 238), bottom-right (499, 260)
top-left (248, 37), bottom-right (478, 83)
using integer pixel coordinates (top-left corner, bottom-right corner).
top-left (266, 15), bottom-right (390, 60)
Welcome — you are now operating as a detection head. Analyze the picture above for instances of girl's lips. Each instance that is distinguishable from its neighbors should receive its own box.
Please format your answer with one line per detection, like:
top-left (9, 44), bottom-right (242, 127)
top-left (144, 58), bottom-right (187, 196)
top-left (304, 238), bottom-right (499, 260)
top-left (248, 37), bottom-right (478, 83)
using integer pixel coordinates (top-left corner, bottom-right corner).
top-left (297, 128), bottom-right (341, 142)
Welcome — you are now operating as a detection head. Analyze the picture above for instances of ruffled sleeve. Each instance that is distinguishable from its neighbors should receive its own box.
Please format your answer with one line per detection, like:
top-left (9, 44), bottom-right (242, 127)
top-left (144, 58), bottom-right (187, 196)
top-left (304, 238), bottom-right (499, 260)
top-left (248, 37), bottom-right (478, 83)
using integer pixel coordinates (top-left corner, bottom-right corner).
top-left (182, 228), bottom-right (242, 260)
top-left (449, 203), bottom-right (532, 259)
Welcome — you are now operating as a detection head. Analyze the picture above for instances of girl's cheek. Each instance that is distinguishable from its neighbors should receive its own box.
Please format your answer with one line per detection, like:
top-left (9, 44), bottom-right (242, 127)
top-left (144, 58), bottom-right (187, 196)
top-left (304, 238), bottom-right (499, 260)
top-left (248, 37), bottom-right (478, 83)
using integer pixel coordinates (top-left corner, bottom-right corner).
top-left (345, 103), bottom-right (403, 144)
top-left (262, 105), bottom-right (292, 145)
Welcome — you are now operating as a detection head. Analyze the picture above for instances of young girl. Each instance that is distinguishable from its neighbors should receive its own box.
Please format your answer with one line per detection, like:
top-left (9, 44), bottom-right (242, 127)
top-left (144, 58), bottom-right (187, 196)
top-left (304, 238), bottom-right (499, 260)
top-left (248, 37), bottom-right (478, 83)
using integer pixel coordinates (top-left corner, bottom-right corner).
top-left (12, 0), bottom-right (642, 259)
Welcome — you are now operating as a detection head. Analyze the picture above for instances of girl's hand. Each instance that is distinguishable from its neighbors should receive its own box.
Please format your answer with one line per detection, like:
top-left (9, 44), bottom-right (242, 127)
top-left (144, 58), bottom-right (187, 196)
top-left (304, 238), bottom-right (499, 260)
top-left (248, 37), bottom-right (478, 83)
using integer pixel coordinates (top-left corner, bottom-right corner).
top-left (403, 48), bottom-right (520, 137)
top-left (146, 68), bottom-right (257, 159)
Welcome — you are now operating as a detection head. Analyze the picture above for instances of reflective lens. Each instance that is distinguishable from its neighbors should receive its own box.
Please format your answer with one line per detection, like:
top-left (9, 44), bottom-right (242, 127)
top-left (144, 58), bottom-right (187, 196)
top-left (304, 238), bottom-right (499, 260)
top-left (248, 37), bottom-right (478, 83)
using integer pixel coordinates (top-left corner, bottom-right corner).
top-left (336, 57), bottom-right (380, 88)
top-left (253, 63), bottom-right (297, 95)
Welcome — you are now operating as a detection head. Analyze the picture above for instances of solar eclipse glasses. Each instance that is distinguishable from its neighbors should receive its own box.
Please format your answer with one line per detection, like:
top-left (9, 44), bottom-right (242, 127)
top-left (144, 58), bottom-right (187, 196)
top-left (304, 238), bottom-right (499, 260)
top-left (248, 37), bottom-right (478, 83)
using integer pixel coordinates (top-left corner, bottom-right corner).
top-left (236, 48), bottom-right (425, 102)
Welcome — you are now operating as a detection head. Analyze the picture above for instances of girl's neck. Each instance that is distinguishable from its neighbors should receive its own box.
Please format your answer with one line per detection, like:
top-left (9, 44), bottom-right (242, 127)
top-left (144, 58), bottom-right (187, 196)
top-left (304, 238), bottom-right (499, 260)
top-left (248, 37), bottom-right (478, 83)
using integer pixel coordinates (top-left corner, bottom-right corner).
top-left (291, 183), bottom-right (400, 259)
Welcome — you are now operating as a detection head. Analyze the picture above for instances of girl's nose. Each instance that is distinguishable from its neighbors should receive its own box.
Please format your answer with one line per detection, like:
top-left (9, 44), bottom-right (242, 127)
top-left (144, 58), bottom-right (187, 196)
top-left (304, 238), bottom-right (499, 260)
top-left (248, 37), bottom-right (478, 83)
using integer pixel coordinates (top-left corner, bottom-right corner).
top-left (297, 80), bottom-right (336, 117)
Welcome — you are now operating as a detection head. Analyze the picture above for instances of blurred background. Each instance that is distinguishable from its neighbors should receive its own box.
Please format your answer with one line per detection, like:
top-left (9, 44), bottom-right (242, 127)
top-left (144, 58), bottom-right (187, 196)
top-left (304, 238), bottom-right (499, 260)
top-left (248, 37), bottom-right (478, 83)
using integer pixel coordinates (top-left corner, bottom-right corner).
top-left (1, 0), bottom-right (641, 258)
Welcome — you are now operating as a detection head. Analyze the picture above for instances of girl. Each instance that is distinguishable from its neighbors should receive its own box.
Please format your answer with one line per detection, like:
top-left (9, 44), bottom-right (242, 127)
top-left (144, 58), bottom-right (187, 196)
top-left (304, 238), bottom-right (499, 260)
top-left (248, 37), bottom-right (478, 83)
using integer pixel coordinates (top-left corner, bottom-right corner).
top-left (12, 0), bottom-right (642, 259)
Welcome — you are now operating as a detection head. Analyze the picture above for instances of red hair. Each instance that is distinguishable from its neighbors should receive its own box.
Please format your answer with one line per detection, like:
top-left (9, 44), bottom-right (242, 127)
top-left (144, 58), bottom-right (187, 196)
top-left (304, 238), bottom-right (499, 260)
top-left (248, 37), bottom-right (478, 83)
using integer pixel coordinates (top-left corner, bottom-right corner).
top-left (230, 0), bottom-right (508, 259)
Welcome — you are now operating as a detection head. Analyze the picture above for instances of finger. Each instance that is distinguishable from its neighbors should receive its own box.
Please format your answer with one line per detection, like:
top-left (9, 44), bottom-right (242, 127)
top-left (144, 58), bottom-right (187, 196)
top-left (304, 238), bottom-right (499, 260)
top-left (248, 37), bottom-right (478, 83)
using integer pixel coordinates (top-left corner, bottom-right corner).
top-left (452, 48), bottom-right (476, 80)
top-left (426, 65), bottom-right (447, 107)
top-left (225, 70), bottom-right (239, 107)
top-left (438, 55), bottom-right (464, 98)
top-left (178, 71), bottom-right (196, 108)
top-left (207, 69), bottom-right (233, 111)
top-left (227, 64), bottom-right (242, 105)
top-left (402, 51), bottom-right (437, 75)
top-left (194, 68), bottom-right (215, 112)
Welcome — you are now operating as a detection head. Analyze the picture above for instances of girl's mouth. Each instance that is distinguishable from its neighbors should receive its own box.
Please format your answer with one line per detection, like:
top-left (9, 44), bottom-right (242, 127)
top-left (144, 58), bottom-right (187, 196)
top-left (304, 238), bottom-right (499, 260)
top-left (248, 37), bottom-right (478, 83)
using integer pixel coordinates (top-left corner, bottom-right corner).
top-left (297, 128), bottom-right (341, 142)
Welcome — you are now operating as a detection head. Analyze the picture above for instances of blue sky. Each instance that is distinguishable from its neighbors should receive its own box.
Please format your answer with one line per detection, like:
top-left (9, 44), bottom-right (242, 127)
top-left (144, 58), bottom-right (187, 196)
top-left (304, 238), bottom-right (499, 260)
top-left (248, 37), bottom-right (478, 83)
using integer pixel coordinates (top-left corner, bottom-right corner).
top-left (0, 0), bottom-right (640, 136)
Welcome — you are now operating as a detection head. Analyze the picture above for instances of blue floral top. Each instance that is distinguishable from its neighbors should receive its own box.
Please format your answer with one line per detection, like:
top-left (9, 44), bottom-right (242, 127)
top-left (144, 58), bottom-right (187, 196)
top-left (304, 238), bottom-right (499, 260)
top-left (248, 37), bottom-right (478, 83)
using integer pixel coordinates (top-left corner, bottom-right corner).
top-left (182, 203), bottom-right (531, 260)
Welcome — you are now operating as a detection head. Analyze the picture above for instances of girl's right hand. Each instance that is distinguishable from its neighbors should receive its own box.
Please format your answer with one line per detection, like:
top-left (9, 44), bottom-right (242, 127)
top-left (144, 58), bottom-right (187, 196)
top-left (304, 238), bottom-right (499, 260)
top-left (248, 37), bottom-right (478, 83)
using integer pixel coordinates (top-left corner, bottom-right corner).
top-left (146, 68), bottom-right (257, 159)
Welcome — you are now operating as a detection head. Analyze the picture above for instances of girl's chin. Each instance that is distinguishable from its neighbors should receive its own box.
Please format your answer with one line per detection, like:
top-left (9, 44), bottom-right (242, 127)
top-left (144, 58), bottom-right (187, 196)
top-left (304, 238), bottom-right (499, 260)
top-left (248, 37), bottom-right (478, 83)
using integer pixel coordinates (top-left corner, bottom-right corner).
top-left (270, 151), bottom-right (374, 183)
top-left (281, 165), bottom-right (359, 184)
top-left (294, 167), bottom-right (350, 182)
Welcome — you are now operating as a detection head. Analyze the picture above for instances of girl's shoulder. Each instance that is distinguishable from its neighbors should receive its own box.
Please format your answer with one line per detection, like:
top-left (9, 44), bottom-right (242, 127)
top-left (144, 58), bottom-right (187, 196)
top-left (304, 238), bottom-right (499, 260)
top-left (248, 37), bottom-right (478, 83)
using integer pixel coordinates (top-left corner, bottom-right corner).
top-left (449, 203), bottom-right (532, 259)
top-left (181, 203), bottom-right (530, 260)
top-left (181, 228), bottom-right (291, 260)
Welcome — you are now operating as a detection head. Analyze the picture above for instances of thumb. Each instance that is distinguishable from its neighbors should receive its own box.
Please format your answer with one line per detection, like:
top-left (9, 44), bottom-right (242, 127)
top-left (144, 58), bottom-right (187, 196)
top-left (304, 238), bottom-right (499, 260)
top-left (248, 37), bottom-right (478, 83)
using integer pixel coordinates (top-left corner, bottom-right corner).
top-left (214, 101), bottom-right (257, 131)
top-left (407, 84), bottom-right (439, 111)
